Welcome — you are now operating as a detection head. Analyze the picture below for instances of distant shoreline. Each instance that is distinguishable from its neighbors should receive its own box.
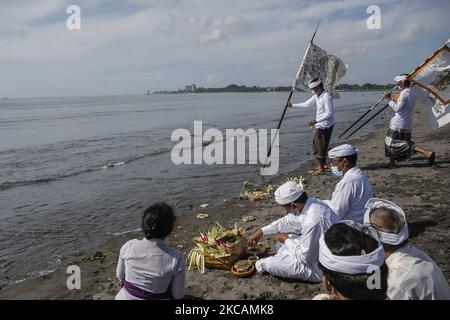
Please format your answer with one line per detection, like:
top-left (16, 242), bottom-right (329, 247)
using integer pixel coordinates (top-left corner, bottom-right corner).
top-left (152, 83), bottom-right (393, 95)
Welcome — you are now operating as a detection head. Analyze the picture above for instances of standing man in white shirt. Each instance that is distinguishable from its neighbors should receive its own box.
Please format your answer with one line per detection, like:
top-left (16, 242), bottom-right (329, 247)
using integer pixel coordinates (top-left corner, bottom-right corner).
top-left (288, 78), bottom-right (335, 175)
top-left (324, 144), bottom-right (373, 223)
top-left (247, 181), bottom-right (338, 282)
top-left (384, 74), bottom-right (435, 166)
top-left (365, 198), bottom-right (450, 300)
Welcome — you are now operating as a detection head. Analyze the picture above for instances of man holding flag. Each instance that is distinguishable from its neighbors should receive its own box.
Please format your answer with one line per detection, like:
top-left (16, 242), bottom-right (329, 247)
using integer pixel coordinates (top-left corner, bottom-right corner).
top-left (384, 74), bottom-right (435, 166)
top-left (288, 78), bottom-right (335, 175)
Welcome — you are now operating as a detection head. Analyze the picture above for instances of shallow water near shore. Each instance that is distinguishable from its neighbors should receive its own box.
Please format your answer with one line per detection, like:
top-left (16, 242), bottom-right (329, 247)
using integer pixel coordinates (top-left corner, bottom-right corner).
top-left (0, 91), bottom-right (387, 284)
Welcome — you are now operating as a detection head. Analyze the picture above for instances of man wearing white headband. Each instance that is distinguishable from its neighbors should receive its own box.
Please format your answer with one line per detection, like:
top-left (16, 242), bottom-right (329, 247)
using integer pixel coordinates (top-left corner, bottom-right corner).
top-left (323, 144), bottom-right (373, 223)
top-left (247, 181), bottom-right (338, 281)
top-left (287, 78), bottom-right (335, 175)
top-left (384, 74), bottom-right (435, 166)
top-left (313, 221), bottom-right (388, 300)
top-left (365, 198), bottom-right (450, 300)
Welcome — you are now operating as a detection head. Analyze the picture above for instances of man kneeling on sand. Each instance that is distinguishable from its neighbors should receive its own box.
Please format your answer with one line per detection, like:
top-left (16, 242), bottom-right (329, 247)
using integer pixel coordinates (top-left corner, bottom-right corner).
top-left (247, 181), bottom-right (338, 282)
top-left (364, 198), bottom-right (450, 300)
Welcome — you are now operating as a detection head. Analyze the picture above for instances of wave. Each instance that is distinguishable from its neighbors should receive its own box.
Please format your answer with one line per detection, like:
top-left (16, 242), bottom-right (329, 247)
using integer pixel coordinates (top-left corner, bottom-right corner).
top-left (0, 147), bottom-right (173, 191)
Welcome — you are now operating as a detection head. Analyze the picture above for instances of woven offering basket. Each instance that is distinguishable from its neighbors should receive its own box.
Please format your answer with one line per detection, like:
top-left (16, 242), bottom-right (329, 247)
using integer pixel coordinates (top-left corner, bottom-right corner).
top-left (204, 236), bottom-right (248, 270)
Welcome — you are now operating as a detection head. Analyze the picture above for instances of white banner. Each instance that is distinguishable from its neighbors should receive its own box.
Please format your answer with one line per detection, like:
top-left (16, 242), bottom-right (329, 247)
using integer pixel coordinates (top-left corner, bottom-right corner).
top-left (410, 41), bottom-right (450, 128)
top-left (293, 43), bottom-right (347, 96)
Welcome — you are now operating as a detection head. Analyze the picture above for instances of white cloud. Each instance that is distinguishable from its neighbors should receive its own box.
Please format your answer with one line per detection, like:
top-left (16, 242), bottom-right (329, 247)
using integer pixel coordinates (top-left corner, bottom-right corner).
top-left (199, 29), bottom-right (226, 43)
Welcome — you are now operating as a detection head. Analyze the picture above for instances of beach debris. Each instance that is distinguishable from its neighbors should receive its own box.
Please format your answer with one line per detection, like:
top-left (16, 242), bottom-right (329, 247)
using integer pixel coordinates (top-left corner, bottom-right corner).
top-left (242, 215), bottom-right (256, 222)
top-left (239, 185), bottom-right (275, 201)
top-left (285, 176), bottom-right (306, 189)
top-left (102, 161), bottom-right (125, 169)
top-left (199, 203), bottom-right (209, 208)
top-left (81, 251), bottom-right (107, 263)
top-left (243, 179), bottom-right (254, 189)
top-left (177, 244), bottom-right (184, 249)
top-left (187, 223), bottom-right (245, 274)
top-left (368, 144), bottom-right (377, 149)
top-left (196, 213), bottom-right (209, 219)
top-left (236, 203), bottom-right (245, 208)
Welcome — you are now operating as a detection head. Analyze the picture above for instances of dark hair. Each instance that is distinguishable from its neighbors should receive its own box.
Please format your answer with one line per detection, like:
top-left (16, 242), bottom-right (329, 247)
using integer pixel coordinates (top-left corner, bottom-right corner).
top-left (400, 73), bottom-right (411, 87)
top-left (282, 192), bottom-right (309, 210)
top-left (293, 192), bottom-right (308, 204)
top-left (344, 154), bottom-right (358, 166)
top-left (319, 223), bottom-right (388, 300)
top-left (142, 202), bottom-right (176, 239)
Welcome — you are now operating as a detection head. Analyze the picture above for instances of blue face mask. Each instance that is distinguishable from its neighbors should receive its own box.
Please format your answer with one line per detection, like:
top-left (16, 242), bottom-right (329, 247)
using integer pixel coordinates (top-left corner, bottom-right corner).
top-left (331, 165), bottom-right (343, 177)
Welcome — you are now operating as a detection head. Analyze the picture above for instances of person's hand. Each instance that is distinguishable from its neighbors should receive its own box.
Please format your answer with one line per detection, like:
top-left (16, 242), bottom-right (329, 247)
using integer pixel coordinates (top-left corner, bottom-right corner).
top-left (275, 232), bottom-right (289, 244)
top-left (286, 101), bottom-right (292, 108)
top-left (247, 229), bottom-right (263, 248)
top-left (307, 118), bottom-right (316, 126)
top-left (384, 91), bottom-right (391, 101)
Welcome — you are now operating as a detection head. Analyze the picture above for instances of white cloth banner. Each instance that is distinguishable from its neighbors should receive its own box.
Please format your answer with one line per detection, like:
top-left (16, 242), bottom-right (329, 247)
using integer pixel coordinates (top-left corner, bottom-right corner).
top-left (410, 42), bottom-right (450, 128)
top-left (293, 43), bottom-right (347, 96)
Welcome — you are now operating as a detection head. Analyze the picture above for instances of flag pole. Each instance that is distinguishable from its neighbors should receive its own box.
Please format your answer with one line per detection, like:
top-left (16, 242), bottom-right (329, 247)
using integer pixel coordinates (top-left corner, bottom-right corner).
top-left (345, 103), bottom-right (390, 139)
top-left (263, 22), bottom-right (320, 168)
top-left (337, 86), bottom-right (397, 139)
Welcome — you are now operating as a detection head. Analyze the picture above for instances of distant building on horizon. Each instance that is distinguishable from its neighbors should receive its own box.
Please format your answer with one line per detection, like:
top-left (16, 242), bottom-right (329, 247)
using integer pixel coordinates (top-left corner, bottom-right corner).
top-left (185, 84), bottom-right (197, 92)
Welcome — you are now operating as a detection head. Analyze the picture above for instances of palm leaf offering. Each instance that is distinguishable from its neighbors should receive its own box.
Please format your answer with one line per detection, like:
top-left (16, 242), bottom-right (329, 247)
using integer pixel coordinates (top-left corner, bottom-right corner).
top-left (187, 223), bottom-right (247, 273)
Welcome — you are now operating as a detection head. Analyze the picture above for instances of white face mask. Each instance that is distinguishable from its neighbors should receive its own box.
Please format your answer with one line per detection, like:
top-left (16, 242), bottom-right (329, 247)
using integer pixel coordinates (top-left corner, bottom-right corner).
top-left (331, 158), bottom-right (345, 177)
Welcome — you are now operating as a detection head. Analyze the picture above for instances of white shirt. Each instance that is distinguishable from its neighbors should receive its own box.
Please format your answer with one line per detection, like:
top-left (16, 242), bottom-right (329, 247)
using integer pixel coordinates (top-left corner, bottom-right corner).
top-left (261, 198), bottom-right (339, 273)
top-left (116, 238), bottom-right (186, 299)
top-left (388, 86), bottom-right (431, 130)
top-left (386, 244), bottom-right (450, 300)
top-left (324, 166), bottom-right (373, 224)
top-left (292, 91), bottom-right (335, 129)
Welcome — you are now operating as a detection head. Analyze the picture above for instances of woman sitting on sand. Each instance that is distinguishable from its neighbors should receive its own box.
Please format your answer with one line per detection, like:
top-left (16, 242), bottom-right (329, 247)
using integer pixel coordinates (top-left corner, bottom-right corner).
top-left (115, 202), bottom-right (186, 300)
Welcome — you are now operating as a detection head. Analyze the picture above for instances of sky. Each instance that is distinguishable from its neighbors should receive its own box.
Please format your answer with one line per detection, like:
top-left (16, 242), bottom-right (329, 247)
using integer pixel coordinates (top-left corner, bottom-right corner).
top-left (0, 0), bottom-right (449, 98)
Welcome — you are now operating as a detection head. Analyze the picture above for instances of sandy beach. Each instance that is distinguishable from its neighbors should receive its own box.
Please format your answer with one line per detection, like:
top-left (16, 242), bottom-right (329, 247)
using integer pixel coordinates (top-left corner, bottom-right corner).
top-left (1, 108), bottom-right (449, 300)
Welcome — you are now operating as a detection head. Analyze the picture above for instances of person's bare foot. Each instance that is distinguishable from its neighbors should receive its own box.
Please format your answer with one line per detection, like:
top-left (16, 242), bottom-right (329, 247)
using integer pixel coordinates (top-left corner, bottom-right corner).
top-left (387, 158), bottom-right (396, 168)
top-left (427, 152), bottom-right (435, 166)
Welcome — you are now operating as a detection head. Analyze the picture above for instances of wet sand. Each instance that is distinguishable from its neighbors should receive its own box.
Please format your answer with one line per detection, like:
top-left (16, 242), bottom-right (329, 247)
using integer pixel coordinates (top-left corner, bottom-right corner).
top-left (1, 109), bottom-right (449, 300)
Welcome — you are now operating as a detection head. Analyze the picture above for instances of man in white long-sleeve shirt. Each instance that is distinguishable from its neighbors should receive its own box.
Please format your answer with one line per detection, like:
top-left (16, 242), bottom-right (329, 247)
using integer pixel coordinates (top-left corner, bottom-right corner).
top-left (324, 144), bottom-right (373, 223)
top-left (365, 198), bottom-right (450, 300)
top-left (247, 181), bottom-right (338, 282)
top-left (384, 74), bottom-right (435, 166)
top-left (288, 78), bottom-right (335, 175)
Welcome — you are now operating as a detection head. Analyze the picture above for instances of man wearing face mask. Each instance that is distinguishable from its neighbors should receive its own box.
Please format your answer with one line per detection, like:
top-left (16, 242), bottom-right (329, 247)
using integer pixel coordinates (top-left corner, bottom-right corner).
top-left (287, 78), bottom-right (335, 176)
top-left (247, 181), bottom-right (338, 281)
top-left (323, 144), bottom-right (373, 224)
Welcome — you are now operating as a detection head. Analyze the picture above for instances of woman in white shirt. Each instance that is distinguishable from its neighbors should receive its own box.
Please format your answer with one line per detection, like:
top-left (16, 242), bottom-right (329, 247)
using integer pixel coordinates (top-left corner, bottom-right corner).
top-left (115, 202), bottom-right (186, 300)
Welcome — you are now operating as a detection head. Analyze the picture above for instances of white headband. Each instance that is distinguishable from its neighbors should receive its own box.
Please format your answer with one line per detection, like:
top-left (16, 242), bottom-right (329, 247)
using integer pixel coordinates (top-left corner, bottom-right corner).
top-left (328, 144), bottom-right (358, 158)
top-left (308, 79), bottom-right (322, 89)
top-left (319, 221), bottom-right (385, 274)
top-left (363, 198), bottom-right (409, 245)
top-left (274, 181), bottom-right (304, 205)
top-left (394, 75), bottom-right (408, 82)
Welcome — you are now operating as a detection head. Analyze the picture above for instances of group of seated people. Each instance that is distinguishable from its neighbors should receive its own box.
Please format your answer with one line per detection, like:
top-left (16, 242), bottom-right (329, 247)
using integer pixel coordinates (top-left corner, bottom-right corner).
top-left (115, 144), bottom-right (450, 300)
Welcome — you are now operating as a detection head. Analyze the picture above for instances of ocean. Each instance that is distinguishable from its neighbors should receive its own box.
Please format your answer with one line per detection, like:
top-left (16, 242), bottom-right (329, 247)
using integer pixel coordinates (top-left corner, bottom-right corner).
top-left (0, 91), bottom-right (388, 284)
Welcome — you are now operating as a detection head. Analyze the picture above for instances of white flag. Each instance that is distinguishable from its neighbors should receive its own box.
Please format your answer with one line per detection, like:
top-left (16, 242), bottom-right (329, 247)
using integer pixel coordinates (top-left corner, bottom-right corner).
top-left (410, 41), bottom-right (450, 128)
top-left (293, 43), bottom-right (347, 96)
